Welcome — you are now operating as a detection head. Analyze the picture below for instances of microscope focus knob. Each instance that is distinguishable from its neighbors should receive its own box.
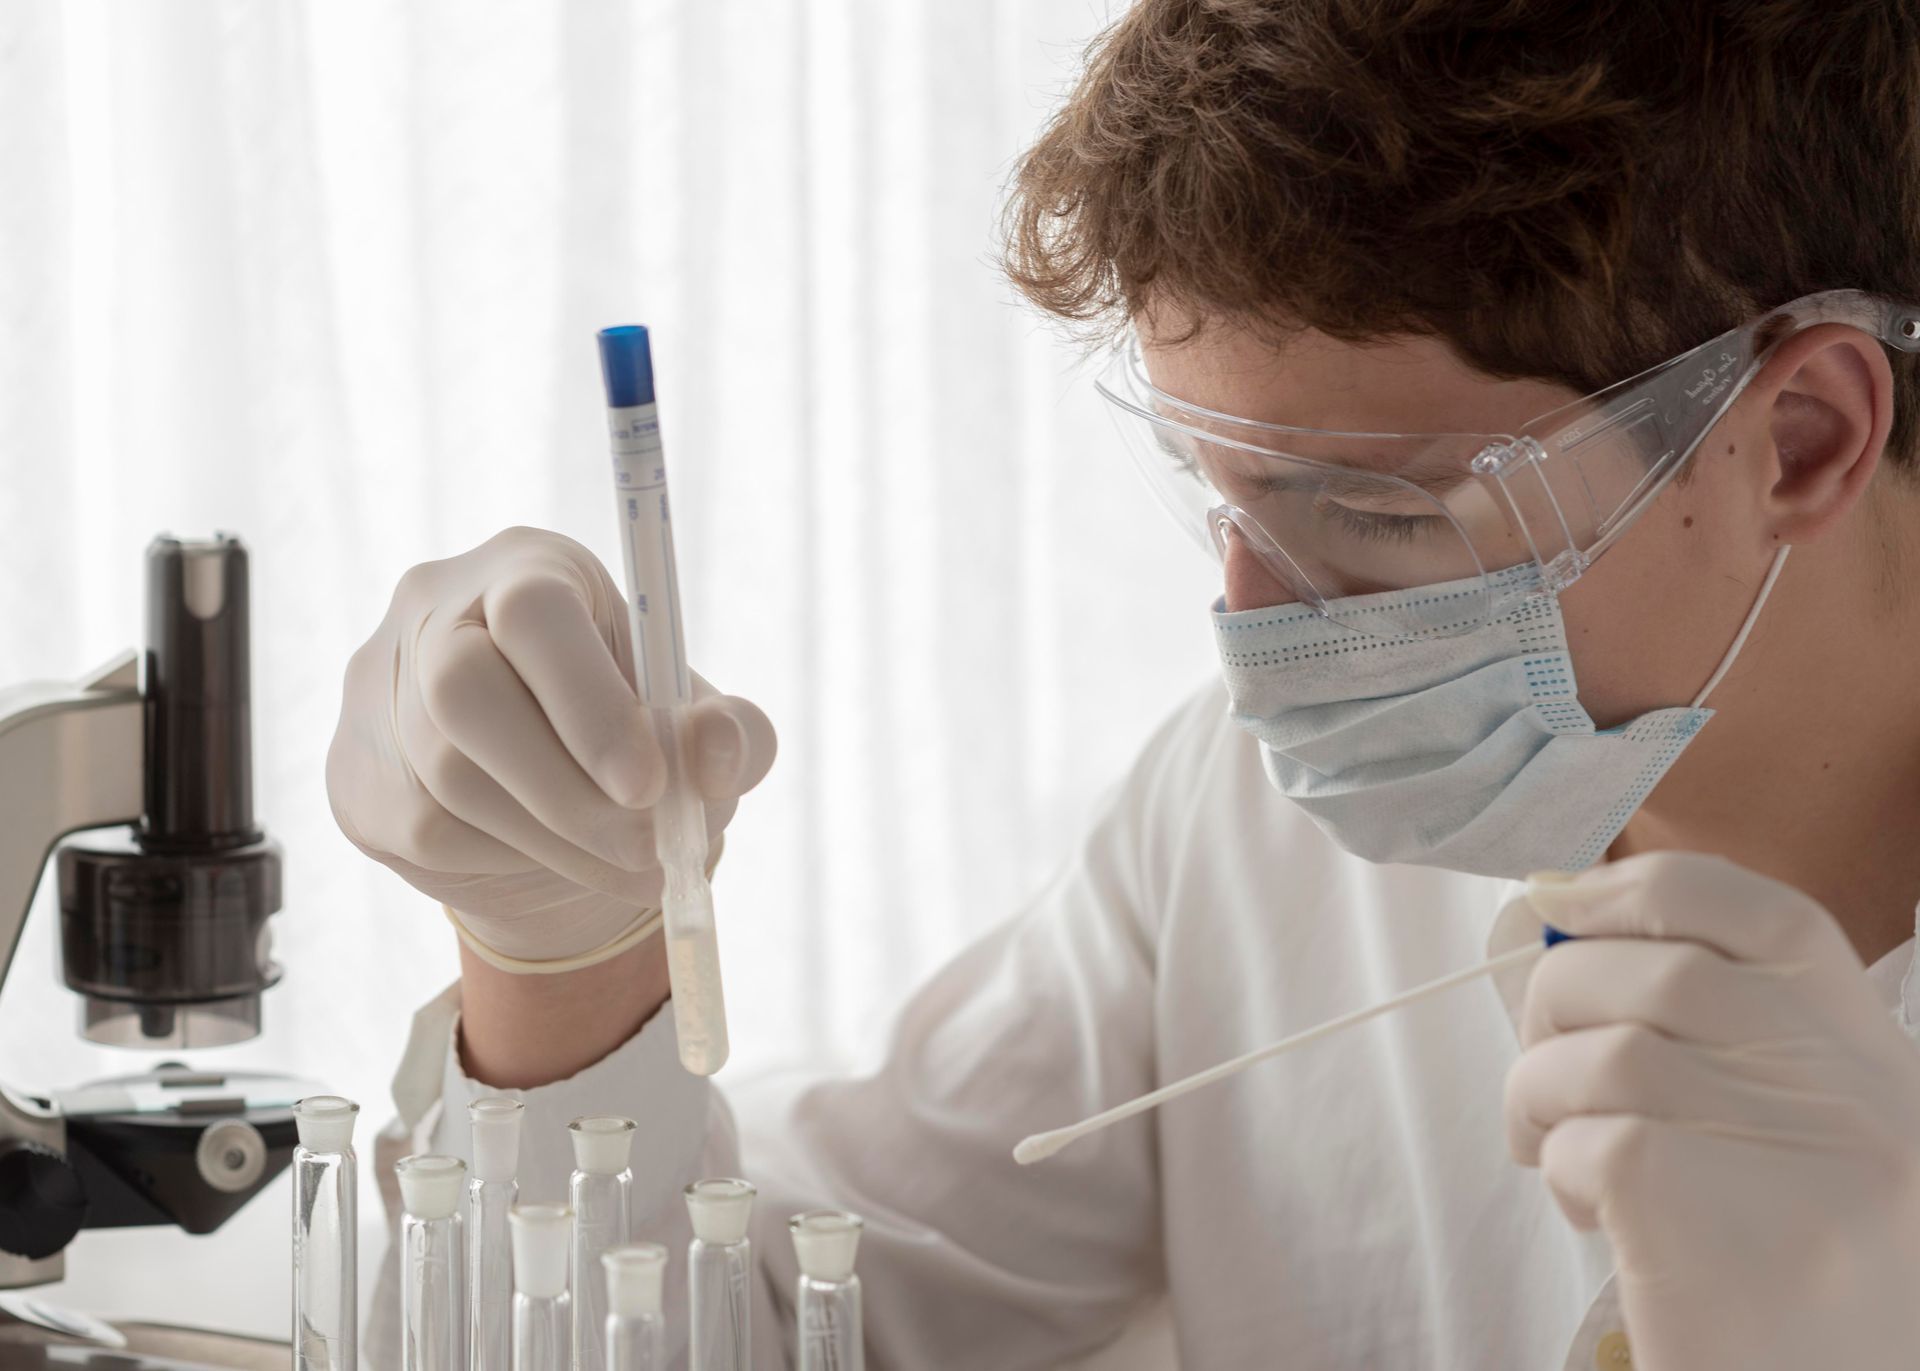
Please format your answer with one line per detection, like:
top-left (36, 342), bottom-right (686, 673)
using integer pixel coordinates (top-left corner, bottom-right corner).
top-left (0, 1140), bottom-right (87, 1260)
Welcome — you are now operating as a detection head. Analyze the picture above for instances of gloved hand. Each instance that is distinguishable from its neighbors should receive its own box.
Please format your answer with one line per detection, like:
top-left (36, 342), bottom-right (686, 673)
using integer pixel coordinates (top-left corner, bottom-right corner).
top-left (326, 526), bottom-right (776, 965)
top-left (1507, 851), bottom-right (1920, 1371)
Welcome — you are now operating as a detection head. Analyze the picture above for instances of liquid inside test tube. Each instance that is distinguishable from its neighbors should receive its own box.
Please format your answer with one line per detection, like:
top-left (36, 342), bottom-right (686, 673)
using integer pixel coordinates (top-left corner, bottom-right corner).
top-left (667, 923), bottom-right (727, 1074)
top-left (654, 715), bottom-right (727, 1076)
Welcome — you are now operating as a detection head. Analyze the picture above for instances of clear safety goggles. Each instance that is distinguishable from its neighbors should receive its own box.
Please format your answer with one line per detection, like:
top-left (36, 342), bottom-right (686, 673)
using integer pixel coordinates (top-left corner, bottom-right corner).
top-left (1098, 289), bottom-right (1920, 638)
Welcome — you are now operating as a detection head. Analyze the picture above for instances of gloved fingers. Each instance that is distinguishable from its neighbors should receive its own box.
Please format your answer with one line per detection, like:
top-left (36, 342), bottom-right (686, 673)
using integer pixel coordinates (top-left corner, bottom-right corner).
top-left (1507, 1021), bottom-right (1837, 1166)
top-left (1535, 1113), bottom-right (1660, 1232)
top-left (478, 541), bottom-right (777, 812)
top-left (326, 721), bottom-right (532, 877)
top-left (684, 693), bottom-right (778, 800)
top-left (1519, 937), bottom-right (1798, 1050)
top-left (1524, 851), bottom-right (1856, 971)
top-left (481, 564), bottom-right (665, 809)
top-left (399, 629), bottom-right (735, 896)
top-left (404, 729), bottom-right (659, 907)
top-left (412, 614), bottom-right (660, 873)
top-left (1535, 1114), bottom-right (1755, 1236)
top-left (412, 614), bottom-right (660, 871)
top-left (370, 776), bottom-right (731, 913)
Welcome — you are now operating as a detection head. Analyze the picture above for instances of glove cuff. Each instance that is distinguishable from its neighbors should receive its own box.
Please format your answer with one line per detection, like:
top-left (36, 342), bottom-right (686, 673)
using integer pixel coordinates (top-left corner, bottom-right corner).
top-left (445, 904), bottom-right (664, 974)
top-left (443, 834), bottom-right (726, 975)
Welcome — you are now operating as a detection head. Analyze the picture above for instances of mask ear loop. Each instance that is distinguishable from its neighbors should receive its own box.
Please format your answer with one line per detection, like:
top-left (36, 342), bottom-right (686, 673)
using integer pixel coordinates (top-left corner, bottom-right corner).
top-left (1690, 545), bottom-right (1791, 708)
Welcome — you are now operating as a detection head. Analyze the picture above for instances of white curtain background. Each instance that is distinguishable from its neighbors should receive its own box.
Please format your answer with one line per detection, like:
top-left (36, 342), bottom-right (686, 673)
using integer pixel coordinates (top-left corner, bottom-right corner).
top-left (0, 0), bottom-right (1214, 1342)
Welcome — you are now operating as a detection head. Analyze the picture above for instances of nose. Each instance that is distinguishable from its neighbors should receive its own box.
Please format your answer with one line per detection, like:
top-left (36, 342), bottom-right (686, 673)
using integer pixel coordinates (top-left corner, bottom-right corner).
top-left (1219, 519), bottom-right (1302, 613)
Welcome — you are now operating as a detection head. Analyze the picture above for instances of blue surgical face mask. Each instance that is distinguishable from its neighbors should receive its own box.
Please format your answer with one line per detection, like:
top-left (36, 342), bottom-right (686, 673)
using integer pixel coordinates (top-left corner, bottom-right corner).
top-left (1214, 551), bottom-right (1788, 878)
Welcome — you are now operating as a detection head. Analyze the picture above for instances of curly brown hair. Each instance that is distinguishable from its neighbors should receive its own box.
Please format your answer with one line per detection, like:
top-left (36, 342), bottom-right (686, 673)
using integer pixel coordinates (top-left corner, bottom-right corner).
top-left (1002, 0), bottom-right (1920, 465)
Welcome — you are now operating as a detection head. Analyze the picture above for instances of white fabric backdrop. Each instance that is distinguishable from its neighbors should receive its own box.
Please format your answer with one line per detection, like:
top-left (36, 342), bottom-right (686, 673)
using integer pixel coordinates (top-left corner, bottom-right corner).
top-left (0, 0), bottom-right (1213, 1345)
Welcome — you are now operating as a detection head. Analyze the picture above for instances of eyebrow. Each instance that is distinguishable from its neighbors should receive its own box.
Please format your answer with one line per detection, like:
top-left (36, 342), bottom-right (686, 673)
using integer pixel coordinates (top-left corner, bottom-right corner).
top-left (1156, 426), bottom-right (1479, 497)
top-left (1219, 452), bottom-right (1474, 498)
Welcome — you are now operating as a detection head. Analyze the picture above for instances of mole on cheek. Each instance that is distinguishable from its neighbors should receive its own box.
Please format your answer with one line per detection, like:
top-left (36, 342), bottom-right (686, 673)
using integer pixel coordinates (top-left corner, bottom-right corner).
top-left (1682, 516), bottom-right (1694, 529)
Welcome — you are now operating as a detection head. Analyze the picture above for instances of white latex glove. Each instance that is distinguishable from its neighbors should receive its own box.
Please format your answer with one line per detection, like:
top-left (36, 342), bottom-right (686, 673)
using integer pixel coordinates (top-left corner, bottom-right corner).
top-left (326, 526), bottom-right (776, 963)
top-left (1507, 851), bottom-right (1920, 1371)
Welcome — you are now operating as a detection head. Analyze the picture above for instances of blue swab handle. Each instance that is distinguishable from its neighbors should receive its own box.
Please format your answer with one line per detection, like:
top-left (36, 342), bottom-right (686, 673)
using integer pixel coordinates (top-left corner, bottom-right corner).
top-left (1542, 924), bottom-right (1574, 947)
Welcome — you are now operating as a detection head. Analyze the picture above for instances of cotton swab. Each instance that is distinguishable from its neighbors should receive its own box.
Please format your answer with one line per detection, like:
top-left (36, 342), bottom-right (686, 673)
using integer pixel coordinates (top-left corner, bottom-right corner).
top-left (1013, 934), bottom-right (1564, 1165)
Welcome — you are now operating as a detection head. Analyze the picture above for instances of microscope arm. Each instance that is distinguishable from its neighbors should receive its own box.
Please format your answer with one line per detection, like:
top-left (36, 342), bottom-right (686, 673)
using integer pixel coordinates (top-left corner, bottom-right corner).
top-left (0, 653), bottom-right (142, 998)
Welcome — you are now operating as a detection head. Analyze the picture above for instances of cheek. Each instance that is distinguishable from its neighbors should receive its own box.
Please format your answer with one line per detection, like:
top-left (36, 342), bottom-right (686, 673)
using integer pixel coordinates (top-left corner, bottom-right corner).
top-left (1554, 483), bottom-right (1756, 727)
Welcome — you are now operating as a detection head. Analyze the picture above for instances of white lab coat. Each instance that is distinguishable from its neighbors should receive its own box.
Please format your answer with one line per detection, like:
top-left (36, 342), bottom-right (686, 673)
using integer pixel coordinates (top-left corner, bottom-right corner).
top-left (368, 682), bottom-right (1920, 1369)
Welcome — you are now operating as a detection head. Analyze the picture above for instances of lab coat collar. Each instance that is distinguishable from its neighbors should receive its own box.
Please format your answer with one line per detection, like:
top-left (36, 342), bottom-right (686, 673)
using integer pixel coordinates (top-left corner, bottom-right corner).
top-left (392, 980), bottom-right (463, 1131)
top-left (1484, 880), bottom-right (1920, 1045)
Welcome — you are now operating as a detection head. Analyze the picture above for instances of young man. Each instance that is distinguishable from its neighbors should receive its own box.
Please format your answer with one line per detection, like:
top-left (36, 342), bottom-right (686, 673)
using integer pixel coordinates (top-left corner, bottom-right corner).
top-left (331, 2), bottom-right (1920, 1366)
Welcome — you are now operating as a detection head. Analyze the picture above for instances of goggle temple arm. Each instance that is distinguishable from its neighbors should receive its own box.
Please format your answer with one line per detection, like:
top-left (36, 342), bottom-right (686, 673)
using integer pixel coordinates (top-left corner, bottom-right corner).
top-left (1470, 437), bottom-right (1588, 595)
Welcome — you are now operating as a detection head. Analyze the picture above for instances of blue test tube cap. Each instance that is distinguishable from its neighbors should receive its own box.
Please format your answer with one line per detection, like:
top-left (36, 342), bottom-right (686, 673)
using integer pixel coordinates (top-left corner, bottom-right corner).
top-left (597, 325), bottom-right (656, 408)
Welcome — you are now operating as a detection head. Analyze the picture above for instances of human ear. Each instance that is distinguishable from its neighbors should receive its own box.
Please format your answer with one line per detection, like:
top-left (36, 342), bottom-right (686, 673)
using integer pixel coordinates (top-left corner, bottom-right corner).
top-left (1748, 322), bottom-right (1894, 544)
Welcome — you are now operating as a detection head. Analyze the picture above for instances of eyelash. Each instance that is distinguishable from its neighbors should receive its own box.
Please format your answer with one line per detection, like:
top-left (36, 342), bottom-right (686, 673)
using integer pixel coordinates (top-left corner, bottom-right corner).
top-left (1159, 442), bottom-right (1442, 544)
top-left (1319, 500), bottom-right (1442, 544)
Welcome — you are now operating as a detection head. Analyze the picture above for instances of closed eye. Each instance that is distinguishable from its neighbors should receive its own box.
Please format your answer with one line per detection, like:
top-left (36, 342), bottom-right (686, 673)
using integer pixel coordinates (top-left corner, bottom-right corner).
top-left (1154, 433), bottom-right (1205, 482)
top-left (1318, 500), bottom-right (1448, 544)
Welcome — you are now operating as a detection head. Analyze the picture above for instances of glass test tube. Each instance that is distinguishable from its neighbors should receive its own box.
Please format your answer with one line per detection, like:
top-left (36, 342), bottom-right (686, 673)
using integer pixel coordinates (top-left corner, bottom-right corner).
top-left (292, 1096), bottom-right (360, 1371)
top-left (685, 1178), bottom-right (756, 1371)
top-left (603, 1244), bottom-right (669, 1371)
top-left (396, 1154), bottom-right (468, 1371)
top-left (469, 1095), bottom-right (525, 1371)
top-left (790, 1211), bottom-right (865, 1371)
top-left (569, 1116), bottom-right (637, 1371)
top-left (510, 1203), bottom-right (573, 1371)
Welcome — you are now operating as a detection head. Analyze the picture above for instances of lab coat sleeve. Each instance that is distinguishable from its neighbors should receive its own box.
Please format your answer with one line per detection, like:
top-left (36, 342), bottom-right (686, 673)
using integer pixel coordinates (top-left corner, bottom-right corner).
top-left (369, 690), bottom-right (1208, 1369)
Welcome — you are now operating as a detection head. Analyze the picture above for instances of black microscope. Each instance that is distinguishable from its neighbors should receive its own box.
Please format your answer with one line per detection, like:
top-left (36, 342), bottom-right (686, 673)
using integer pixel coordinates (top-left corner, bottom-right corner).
top-left (0, 535), bottom-right (313, 1307)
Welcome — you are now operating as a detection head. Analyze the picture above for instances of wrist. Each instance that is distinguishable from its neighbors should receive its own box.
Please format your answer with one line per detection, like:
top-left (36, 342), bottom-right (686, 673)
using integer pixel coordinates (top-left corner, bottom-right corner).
top-left (456, 932), bottom-right (671, 1089)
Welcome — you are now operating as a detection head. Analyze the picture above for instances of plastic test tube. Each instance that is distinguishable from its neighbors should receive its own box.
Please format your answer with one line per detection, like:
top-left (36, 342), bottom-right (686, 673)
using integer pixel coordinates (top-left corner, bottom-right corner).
top-left (569, 1116), bottom-right (637, 1371)
top-left (603, 1244), bottom-right (669, 1371)
top-left (684, 1178), bottom-right (756, 1371)
top-left (510, 1203), bottom-right (574, 1371)
top-left (597, 324), bottom-right (729, 1076)
top-left (791, 1211), bottom-right (865, 1371)
top-left (396, 1154), bottom-right (468, 1371)
top-left (292, 1096), bottom-right (360, 1371)
top-left (469, 1095), bottom-right (525, 1371)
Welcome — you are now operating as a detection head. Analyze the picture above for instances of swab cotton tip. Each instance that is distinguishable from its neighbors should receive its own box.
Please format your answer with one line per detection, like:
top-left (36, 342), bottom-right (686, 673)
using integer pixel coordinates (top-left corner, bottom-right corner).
top-left (1012, 1133), bottom-right (1066, 1166)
